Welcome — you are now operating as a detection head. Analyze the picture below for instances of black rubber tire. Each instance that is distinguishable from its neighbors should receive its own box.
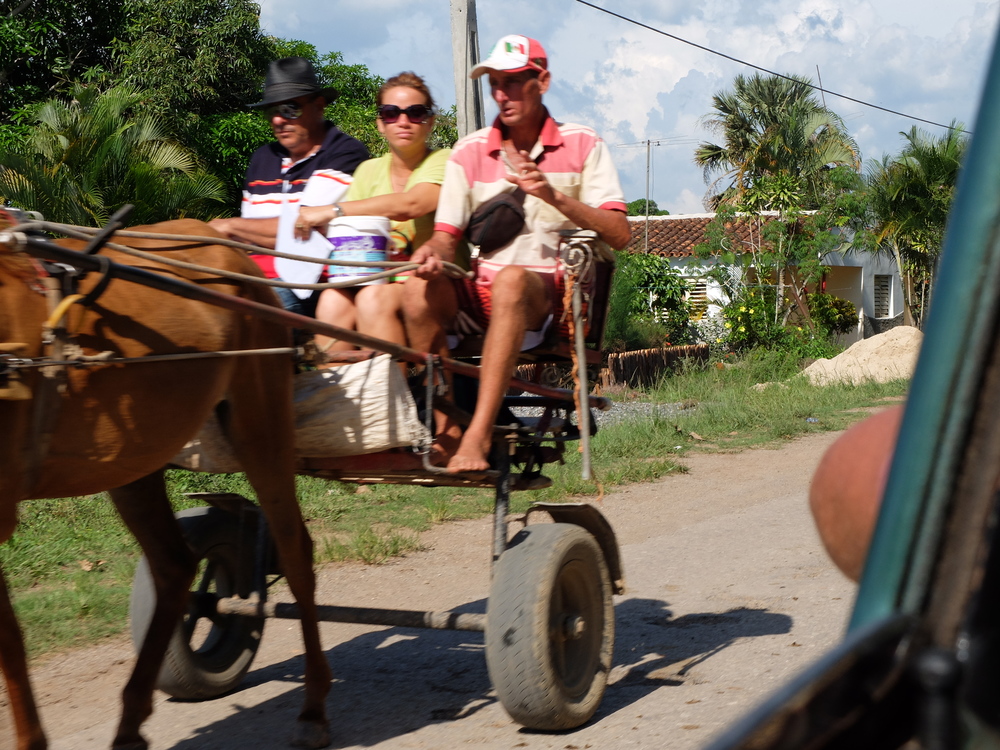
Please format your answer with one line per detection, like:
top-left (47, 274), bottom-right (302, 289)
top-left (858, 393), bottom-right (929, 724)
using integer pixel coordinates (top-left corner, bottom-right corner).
top-left (485, 523), bottom-right (614, 730)
top-left (129, 506), bottom-right (264, 700)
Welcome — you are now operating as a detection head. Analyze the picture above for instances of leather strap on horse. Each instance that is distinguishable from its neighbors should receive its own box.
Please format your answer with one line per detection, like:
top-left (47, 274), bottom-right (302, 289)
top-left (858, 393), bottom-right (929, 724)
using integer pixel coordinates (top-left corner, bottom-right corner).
top-left (0, 344), bottom-right (31, 401)
top-left (19, 277), bottom-right (72, 498)
top-left (83, 204), bottom-right (133, 255)
top-left (77, 253), bottom-right (115, 307)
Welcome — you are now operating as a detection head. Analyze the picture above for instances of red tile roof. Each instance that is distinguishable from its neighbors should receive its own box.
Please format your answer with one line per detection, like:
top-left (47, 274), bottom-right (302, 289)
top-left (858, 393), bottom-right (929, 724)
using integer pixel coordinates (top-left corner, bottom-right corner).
top-left (624, 213), bottom-right (785, 258)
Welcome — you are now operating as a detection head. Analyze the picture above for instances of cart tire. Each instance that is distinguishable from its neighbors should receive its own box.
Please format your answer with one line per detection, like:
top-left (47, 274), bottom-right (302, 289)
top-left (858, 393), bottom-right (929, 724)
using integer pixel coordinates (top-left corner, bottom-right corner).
top-left (129, 506), bottom-right (264, 700)
top-left (486, 523), bottom-right (614, 729)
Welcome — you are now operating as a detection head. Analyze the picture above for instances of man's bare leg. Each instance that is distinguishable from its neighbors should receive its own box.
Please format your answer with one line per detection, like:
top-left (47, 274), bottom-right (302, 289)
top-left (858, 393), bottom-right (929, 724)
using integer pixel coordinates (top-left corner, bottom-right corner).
top-left (447, 266), bottom-right (550, 473)
top-left (402, 273), bottom-right (462, 461)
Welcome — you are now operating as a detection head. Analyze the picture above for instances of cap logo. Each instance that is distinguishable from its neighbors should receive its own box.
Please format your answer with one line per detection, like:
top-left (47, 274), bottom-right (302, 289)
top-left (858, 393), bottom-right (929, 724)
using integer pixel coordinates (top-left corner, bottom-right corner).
top-left (504, 41), bottom-right (527, 56)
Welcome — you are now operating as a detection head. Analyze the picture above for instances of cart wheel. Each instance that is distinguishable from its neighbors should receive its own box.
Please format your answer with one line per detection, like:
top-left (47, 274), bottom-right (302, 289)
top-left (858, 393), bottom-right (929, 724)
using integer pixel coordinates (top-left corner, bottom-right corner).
top-left (129, 505), bottom-right (264, 700)
top-left (486, 523), bottom-right (614, 730)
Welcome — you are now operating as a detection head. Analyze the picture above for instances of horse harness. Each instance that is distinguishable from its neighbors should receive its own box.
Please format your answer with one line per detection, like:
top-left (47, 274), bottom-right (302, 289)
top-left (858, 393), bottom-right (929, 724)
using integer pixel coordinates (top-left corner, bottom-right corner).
top-left (1, 207), bottom-right (130, 496)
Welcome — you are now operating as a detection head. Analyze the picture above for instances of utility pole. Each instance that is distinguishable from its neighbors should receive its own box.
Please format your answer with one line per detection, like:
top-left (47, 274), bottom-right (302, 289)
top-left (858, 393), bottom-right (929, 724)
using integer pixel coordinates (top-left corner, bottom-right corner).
top-left (816, 65), bottom-right (827, 108)
top-left (450, 0), bottom-right (486, 137)
top-left (644, 139), bottom-right (651, 253)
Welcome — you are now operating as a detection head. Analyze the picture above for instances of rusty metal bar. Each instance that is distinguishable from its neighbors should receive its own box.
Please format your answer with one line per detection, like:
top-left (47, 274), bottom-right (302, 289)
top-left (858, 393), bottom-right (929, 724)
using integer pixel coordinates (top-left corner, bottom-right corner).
top-left (8, 346), bottom-right (299, 370)
top-left (216, 597), bottom-right (486, 632)
top-left (18, 235), bottom-right (611, 411)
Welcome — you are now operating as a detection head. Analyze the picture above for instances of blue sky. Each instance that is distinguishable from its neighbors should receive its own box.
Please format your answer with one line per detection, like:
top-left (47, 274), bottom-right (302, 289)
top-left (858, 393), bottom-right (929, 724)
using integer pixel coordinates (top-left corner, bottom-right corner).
top-left (258, 0), bottom-right (1000, 214)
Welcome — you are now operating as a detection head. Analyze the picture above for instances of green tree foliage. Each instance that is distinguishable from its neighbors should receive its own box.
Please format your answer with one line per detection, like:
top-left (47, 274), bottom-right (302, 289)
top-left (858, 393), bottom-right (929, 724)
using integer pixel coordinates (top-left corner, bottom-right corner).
top-left (314, 49), bottom-right (459, 157)
top-left (626, 198), bottom-right (669, 216)
top-left (187, 111), bottom-right (274, 207)
top-left (0, 3), bottom-right (450, 221)
top-left (693, 172), bottom-right (857, 343)
top-left (720, 286), bottom-right (843, 359)
top-left (721, 287), bottom-right (785, 351)
top-left (856, 123), bottom-right (968, 326)
top-left (317, 50), bottom-right (385, 156)
top-left (692, 71), bottom-right (868, 339)
top-left (807, 293), bottom-right (858, 337)
top-left (428, 106), bottom-right (460, 153)
top-left (0, 84), bottom-right (226, 226)
top-left (0, 0), bottom-right (125, 120)
top-left (111, 0), bottom-right (276, 129)
top-left (605, 251), bottom-right (693, 351)
top-left (695, 73), bottom-right (860, 210)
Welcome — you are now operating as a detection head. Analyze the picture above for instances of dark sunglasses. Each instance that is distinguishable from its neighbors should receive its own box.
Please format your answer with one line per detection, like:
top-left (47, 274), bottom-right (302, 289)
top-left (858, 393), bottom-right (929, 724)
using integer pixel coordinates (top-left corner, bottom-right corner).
top-left (378, 104), bottom-right (433, 124)
top-left (264, 98), bottom-right (313, 120)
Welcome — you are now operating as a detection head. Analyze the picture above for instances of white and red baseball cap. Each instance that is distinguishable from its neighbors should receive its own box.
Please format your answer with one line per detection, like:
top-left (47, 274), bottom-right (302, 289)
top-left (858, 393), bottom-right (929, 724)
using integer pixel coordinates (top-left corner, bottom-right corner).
top-left (470, 35), bottom-right (548, 80)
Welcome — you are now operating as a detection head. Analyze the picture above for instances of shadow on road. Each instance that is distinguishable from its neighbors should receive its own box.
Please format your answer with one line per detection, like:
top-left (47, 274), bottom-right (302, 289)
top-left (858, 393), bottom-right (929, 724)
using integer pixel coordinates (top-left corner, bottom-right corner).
top-left (598, 598), bottom-right (794, 717)
top-left (161, 596), bottom-right (792, 748)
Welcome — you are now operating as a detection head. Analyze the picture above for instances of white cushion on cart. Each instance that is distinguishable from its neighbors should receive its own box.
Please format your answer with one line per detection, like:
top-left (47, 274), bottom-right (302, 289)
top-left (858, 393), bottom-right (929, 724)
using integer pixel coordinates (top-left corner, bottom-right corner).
top-left (171, 353), bottom-right (429, 473)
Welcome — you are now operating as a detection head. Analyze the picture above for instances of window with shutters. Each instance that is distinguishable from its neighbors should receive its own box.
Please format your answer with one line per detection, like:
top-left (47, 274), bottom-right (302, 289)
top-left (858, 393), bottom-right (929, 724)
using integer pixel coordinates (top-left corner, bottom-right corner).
top-left (874, 275), bottom-right (891, 318)
top-left (687, 278), bottom-right (709, 319)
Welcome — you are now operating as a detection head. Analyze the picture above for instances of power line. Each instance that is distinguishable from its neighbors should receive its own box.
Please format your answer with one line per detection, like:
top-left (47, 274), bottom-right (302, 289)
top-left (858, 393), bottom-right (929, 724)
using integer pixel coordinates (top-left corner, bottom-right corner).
top-left (616, 137), bottom-right (700, 148)
top-left (575, 0), bottom-right (969, 135)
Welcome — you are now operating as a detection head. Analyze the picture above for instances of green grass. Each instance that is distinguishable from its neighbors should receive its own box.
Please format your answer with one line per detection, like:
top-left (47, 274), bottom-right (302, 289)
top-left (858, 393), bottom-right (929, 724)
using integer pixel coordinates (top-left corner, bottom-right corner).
top-left (643, 348), bottom-right (908, 449)
top-left (5, 348), bottom-right (908, 660)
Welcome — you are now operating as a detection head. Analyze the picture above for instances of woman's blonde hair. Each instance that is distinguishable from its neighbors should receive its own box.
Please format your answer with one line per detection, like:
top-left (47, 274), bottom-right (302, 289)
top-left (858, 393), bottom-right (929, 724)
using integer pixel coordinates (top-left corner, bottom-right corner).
top-left (378, 71), bottom-right (436, 111)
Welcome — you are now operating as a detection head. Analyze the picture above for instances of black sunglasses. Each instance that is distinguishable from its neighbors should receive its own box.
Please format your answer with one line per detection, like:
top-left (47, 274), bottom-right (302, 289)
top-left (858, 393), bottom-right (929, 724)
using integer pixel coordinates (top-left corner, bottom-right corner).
top-left (264, 97), bottom-right (315, 120)
top-left (378, 104), bottom-right (433, 124)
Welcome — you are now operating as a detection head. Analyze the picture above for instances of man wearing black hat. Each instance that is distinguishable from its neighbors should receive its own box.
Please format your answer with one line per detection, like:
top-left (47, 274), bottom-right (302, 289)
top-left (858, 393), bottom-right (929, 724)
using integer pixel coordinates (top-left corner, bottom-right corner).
top-left (210, 57), bottom-right (369, 313)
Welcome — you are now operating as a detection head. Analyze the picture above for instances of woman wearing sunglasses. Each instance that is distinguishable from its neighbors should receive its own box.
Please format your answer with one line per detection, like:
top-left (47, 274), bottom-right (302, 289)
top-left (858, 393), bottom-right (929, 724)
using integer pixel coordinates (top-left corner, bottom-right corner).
top-left (294, 72), bottom-right (450, 352)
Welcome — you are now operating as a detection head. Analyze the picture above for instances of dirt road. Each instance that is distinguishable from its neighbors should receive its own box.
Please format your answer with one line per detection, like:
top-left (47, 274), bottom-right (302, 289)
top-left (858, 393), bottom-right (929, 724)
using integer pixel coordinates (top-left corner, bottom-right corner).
top-left (7, 429), bottom-right (857, 749)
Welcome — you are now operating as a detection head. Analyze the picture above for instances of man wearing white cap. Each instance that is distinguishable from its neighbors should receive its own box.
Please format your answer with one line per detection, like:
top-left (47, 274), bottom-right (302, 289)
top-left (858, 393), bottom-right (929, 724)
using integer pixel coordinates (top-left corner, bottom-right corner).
top-left (403, 34), bottom-right (630, 474)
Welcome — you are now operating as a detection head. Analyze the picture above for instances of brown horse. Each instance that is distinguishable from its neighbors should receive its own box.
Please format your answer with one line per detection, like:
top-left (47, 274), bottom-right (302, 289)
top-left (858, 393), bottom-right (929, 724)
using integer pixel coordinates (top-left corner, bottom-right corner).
top-left (0, 217), bottom-right (330, 750)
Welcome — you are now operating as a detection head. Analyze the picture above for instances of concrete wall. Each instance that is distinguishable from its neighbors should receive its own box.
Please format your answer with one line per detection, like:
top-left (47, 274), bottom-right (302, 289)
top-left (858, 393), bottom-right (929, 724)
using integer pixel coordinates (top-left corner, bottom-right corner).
top-left (823, 248), bottom-right (903, 319)
top-left (822, 265), bottom-right (863, 344)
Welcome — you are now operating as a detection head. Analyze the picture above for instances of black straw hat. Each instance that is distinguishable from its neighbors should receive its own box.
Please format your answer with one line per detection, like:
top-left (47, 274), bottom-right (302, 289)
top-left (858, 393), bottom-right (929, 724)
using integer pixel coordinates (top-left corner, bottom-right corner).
top-left (248, 57), bottom-right (339, 109)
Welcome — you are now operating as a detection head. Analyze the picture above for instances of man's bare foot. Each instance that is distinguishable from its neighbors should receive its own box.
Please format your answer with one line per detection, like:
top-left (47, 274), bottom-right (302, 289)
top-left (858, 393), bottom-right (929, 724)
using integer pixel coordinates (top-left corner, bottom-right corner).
top-left (446, 435), bottom-right (492, 474)
top-left (446, 451), bottom-right (490, 474)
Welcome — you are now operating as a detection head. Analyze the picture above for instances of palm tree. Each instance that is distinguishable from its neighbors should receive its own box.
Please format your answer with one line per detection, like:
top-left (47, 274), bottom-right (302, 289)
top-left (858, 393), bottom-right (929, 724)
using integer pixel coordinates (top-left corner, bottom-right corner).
top-left (862, 123), bottom-right (968, 325)
top-left (695, 73), bottom-right (861, 210)
top-left (0, 83), bottom-right (226, 226)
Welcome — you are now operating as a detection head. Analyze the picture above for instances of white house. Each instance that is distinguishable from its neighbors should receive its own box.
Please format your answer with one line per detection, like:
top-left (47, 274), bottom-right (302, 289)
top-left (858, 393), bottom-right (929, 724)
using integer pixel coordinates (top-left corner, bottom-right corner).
top-left (624, 213), bottom-right (905, 344)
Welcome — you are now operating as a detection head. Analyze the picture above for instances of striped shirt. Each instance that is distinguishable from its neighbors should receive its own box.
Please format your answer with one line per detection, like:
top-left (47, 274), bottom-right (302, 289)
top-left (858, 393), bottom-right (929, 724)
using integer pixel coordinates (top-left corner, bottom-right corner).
top-left (241, 122), bottom-right (369, 277)
top-left (434, 111), bottom-right (627, 274)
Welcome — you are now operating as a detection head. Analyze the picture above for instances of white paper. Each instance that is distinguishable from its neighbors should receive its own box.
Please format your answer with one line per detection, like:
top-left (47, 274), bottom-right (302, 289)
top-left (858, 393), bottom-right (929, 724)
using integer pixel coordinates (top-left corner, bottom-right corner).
top-left (274, 200), bottom-right (333, 299)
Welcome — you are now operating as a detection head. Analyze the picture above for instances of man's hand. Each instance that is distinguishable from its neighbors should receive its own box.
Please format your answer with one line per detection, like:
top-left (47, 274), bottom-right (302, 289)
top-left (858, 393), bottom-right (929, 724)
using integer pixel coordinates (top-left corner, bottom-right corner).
top-left (506, 149), bottom-right (556, 204)
top-left (206, 216), bottom-right (279, 249)
top-left (410, 231), bottom-right (458, 279)
top-left (411, 243), bottom-right (445, 279)
top-left (504, 149), bottom-right (631, 249)
top-left (294, 205), bottom-right (335, 240)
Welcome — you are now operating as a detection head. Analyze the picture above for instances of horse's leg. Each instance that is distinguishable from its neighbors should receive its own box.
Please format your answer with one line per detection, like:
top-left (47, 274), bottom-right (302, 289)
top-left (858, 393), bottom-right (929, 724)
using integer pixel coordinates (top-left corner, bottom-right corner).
top-left (107, 471), bottom-right (196, 750)
top-left (0, 507), bottom-right (47, 750)
top-left (226, 360), bottom-right (331, 748)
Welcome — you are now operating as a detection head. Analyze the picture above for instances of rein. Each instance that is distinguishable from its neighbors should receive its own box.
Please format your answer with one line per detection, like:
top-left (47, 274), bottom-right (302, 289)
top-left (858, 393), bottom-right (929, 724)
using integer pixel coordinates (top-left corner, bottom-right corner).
top-left (1, 228), bottom-right (611, 410)
top-left (30, 220), bottom-right (473, 290)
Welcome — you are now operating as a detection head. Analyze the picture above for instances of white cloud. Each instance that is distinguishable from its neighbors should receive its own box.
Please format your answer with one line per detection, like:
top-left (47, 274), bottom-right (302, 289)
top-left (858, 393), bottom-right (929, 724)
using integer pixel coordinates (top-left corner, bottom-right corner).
top-left (257, 0), bottom-right (1000, 213)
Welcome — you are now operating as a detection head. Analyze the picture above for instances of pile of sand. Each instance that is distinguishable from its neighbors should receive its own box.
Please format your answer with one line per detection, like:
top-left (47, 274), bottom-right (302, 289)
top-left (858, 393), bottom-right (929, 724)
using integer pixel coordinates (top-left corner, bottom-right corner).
top-left (803, 326), bottom-right (924, 386)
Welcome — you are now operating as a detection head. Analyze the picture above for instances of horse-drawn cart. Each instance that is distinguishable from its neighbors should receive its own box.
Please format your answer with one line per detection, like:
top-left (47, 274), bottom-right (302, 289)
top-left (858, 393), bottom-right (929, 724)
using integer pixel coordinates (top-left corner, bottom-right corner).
top-left (0, 207), bottom-right (624, 741)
